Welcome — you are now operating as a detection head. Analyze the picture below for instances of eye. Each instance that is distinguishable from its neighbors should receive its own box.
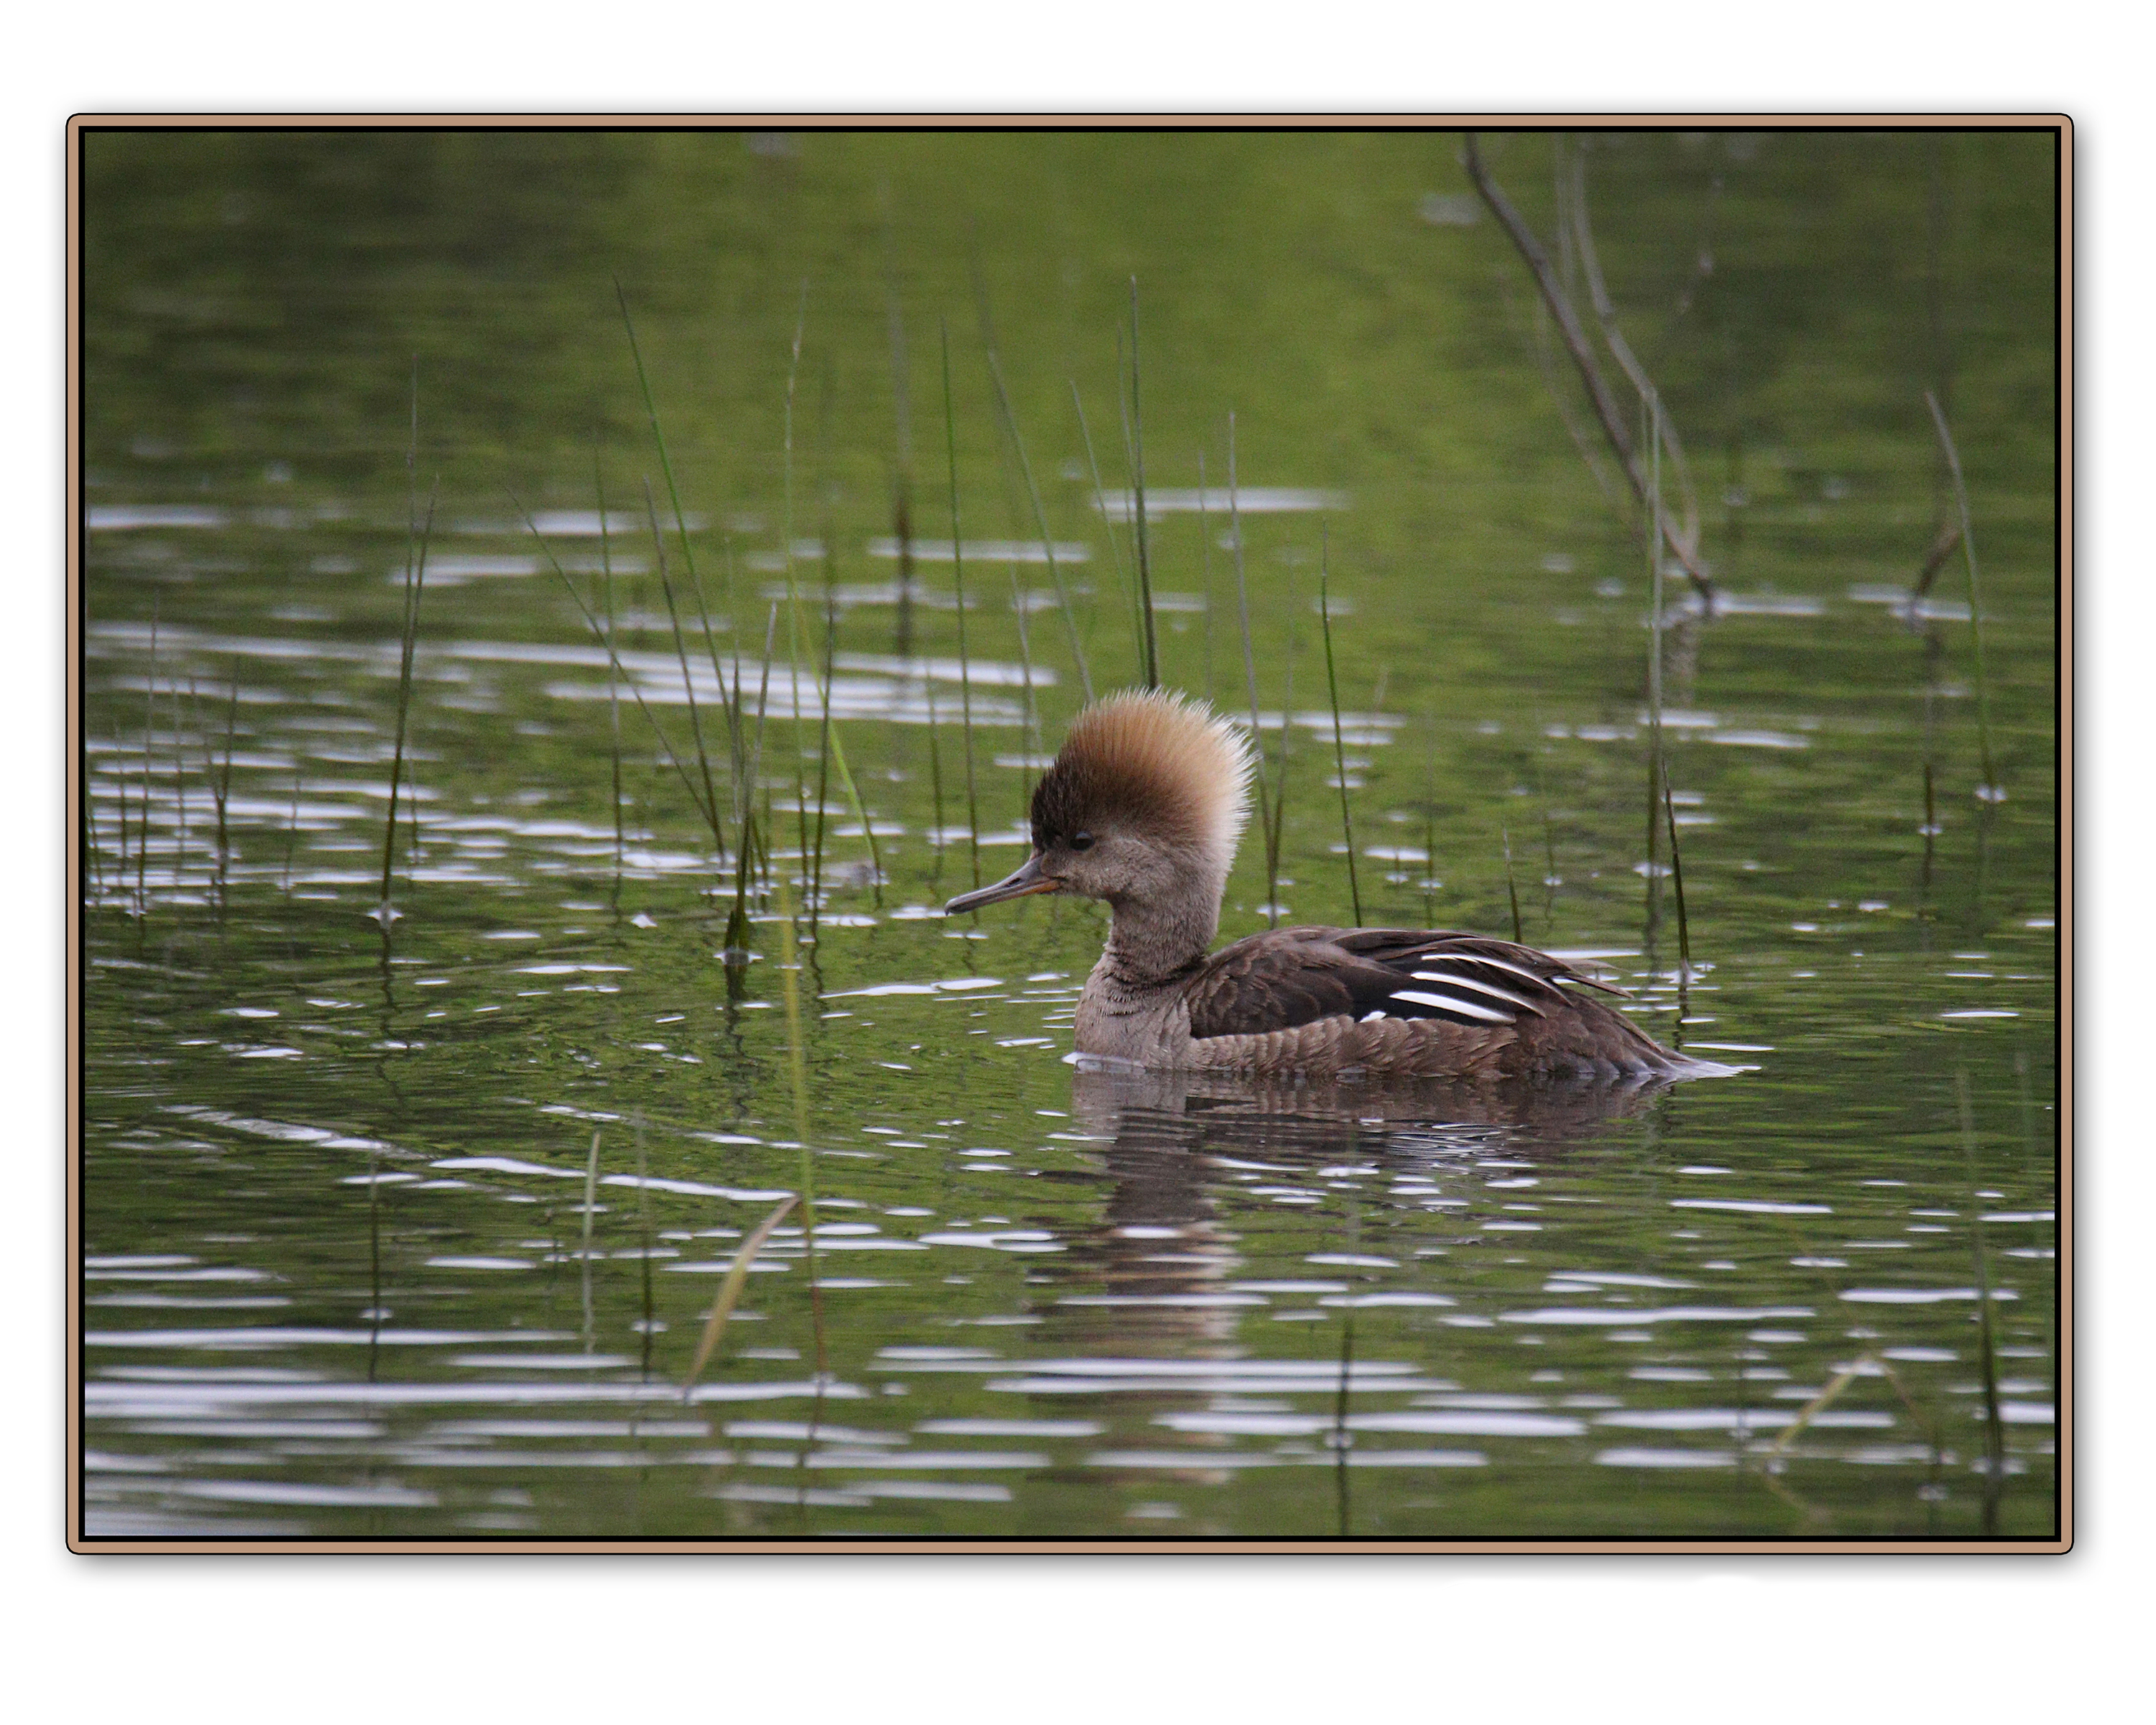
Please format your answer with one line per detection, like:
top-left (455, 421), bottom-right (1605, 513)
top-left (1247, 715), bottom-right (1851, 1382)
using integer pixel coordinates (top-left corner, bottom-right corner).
top-left (1069, 832), bottom-right (1095, 852)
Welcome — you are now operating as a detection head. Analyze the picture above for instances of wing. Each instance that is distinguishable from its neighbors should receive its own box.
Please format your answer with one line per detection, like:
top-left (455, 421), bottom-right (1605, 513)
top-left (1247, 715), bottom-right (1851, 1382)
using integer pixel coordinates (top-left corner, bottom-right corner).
top-left (1184, 926), bottom-right (1615, 1041)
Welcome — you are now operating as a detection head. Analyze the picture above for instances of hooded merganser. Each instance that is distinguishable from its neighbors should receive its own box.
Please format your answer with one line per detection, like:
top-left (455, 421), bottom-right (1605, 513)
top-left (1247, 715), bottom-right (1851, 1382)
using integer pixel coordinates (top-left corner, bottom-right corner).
top-left (945, 689), bottom-right (1702, 1082)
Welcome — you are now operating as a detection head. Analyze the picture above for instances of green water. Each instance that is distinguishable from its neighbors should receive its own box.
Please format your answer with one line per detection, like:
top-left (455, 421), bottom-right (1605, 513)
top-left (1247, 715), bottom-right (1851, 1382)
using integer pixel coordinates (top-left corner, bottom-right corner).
top-left (78, 126), bottom-right (2059, 1542)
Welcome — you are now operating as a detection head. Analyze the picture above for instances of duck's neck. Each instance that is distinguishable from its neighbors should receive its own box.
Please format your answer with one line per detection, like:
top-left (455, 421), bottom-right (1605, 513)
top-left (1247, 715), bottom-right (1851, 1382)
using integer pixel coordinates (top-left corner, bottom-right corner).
top-left (1100, 879), bottom-right (1221, 988)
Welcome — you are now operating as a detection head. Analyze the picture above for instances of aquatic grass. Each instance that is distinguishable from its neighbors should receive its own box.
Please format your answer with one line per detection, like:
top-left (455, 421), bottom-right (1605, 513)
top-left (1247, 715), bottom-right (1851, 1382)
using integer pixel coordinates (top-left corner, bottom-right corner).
top-left (1072, 381), bottom-right (1140, 686)
top-left (375, 473), bottom-right (438, 929)
top-left (643, 476), bottom-right (727, 877)
top-left (1957, 1070), bottom-right (2006, 1532)
top-left (1197, 449), bottom-right (1215, 705)
top-left (1643, 390), bottom-right (1669, 952)
top-left (774, 865), bottom-right (828, 1385)
top-left (681, 1193), bottom-right (798, 1397)
top-left (980, 322), bottom-right (1092, 703)
top-left (634, 1115), bottom-right (655, 1376)
top-left (1317, 535), bottom-right (1361, 926)
top-left (1925, 390), bottom-right (2001, 798)
top-left (809, 582), bottom-right (839, 937)
top-left (596, 456), bottom-right (625, 891)
top-left (1462, 133), bottom-right (1716, 604)
top-left (209, 678), bottom-right (238, 917)
top-left (615, 280), bottom-right (722, 708)
top-left (1227, 413), bottom-right (1281, 927)
top-left (1663, 781), bottom-right (1694, 1013)
top-left (1124, 279), bottom-right (1161, 690)
top-left (137, 597), bottom-right (155, 919)
top-left (724, 604), bottom-right (781, 960)
top-left (518, 493), bottom-right (738, 876)
top-left (942, 318), bottom-right (982, 892)
top-left (1502, 826), bottom-right (1524, 944)
top-left (581, 1128), bottom-right (601, 1351)
top-left (281, 763), bottom-right (299, 896)
top-left (1422, 715), bottom-right (1439, 927)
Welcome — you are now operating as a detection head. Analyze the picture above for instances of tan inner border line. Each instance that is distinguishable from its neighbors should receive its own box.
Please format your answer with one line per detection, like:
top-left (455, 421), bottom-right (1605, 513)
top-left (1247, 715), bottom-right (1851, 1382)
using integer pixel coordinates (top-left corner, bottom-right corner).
top-left (64, 114), bottom-right (2072, 1558)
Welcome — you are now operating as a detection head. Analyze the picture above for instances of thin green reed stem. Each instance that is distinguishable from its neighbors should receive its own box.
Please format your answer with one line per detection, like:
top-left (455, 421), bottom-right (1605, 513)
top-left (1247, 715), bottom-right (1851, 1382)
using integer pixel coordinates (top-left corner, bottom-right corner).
top-left (1925, 390), bottom-right (2000, 796)
top-left (377, 476), bottom-right (438, 921)
top-left (726, 604), bottom-right (780, 955)
top-left (783, 282), bottom-right (812, 894)
top-left (943, 318), bottom-right (982, 892)
top-left (615, 280), bottom-right (720, 712)
top-left (1956, 1071), bottom-right (2005, 1533)
top-left (139, 594), bottom-right (155, 918)
top-left (645, 476), bottom-right (727, 876)
top-left (596, 455), bottom-right (624, 885)
top-left (1503, 826), bottom-right (1524, 944)
top-left (1198, 449), bottom-right (1215, 706)
top-left (983, 341), bottom-right (1091, 701)
top-left (1663, 781), bottom-right (1693, 978)
top-left (515, 489), bottom-right (721, 841)
top-left (1228, 413), bottom-right (1276, 926)
top-left (924, 668), bottom-right (946, 860)
top-left (1319, 533), bottom-right (1360, 926)
top-left (1645, 390), bottom-right (1667, 946)
top-left (1127, 278), bottom-right (1159, 690)
top-left (1072, 382), bottom-right (1136, 678)
top-left (1422, 714), bottom-right (1438, 928)
top-left (810, 586), bottom-right (837, 937)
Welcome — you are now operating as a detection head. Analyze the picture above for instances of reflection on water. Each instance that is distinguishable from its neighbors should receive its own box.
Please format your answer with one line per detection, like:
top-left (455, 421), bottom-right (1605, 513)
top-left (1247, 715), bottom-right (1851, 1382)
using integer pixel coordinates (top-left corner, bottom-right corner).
top-left (79, 127), bottom-right (2057, 1542)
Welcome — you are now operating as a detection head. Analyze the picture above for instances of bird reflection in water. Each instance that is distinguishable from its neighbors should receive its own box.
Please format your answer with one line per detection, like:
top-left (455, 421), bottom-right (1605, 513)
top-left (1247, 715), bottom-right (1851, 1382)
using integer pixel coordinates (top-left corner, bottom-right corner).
top-left (1014, 1064), bottom-right (1680, 1519)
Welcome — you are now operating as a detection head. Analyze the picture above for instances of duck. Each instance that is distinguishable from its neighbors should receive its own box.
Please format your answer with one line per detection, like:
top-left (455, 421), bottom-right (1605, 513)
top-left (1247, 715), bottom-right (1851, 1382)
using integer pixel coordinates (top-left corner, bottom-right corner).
top-left (944, 688), bottom-right (1703, 1082)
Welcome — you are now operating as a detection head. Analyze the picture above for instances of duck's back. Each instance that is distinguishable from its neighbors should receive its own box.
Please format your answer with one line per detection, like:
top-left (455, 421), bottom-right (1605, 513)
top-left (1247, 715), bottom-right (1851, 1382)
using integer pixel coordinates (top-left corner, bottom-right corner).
top-left (1179, 926), bottom-right (1677, 1080)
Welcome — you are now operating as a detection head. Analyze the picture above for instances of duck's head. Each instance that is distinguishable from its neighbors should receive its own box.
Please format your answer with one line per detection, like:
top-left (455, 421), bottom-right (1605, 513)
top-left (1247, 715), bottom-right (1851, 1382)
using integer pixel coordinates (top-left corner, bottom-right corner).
top-left (945, 689), bottom-right (1254, 921)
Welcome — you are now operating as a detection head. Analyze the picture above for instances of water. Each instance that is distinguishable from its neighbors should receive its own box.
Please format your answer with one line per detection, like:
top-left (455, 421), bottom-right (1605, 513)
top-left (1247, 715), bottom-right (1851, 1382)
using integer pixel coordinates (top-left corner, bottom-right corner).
top-left (78, 127), bottom-right (2059, 1542)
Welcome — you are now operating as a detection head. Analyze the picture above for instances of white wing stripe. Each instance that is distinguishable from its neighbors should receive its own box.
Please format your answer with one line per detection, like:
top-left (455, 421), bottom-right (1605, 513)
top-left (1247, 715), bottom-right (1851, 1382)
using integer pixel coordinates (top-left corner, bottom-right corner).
top-left (1409, 970), bottom-right (1544, 1015)
top-left (1391, 988), bottom-right (1516, 1024)
top-left (1422, 952), bottom-right (1553, 988)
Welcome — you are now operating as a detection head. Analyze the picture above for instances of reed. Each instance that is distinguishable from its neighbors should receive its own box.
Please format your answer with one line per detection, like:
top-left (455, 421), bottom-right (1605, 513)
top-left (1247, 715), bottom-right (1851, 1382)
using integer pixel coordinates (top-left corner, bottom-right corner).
top-left (775, 865), bottom-right (827, 1384)
top-left (782, 286), bottom-right (814, 896)
top-left (942, 318), bottom-right (982, 892)
top-left (615, 280), bottom-right (718, 681)
top-left (1462, 133), bottom-right (1717, 603)
top-left (1198, 450), bottom-right (1215, 706)
top-left (680, 1193), bottom-right (798, 1397)
top-left (1957, 1070), bottom-right (2006, 1532)
top-left (1318, 535), bottom-right (1361, 926)
top-left (174, 677), bottom-right (191, 897)
top-left (1125, 279), bottom-right (1161, 690)
top-left (596, 457), bottom-right (625, 889)
top-left (518, 492), bottom-right (727, 851)
top-left (581, 1128), bottom-right (601, 1351)
top-left (923, 663), bottom-right (946, 864)
top-left (1227, 413), bottom-right (1281, 927)
top-left (1422, 715), bottom-right (1439, 927)
top-left (1072, 382), bottom-right (1139, 685)
top-left (634, 1114), bottom-right (655, 1377)
top-left (282, 763), bottom-right (299, 896)
top-left (1265, 566), bottom-right (1296, 920)
top-left (376, 473), bottom-right (438, 927)
top-left (808, 584), bottom-right (839, 936)
top-left (724, 604), bottom-right (781, 959)
top-left (644, 476), bottom-right (727, 877)
top-left (1644, 390), bottom-right (1668, 949)
top-left (1663, 780), bottom-right (1694, 984)
top-left (138, 598), bottom-right (155, 919)
top-left (1502, 825), bottom-right (1524, 944)
top-left (981, 332), bottom-right (1092, 702)
top-left (211, 678), bottom-right (238, 916)
top-left (1924, 390), bottom-right (2001, 799)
